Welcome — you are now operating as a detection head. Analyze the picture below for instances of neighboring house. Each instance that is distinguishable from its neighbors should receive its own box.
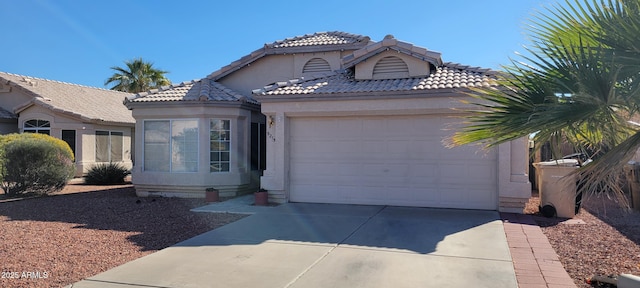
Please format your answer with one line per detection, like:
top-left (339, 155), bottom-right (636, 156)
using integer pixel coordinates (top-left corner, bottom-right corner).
top-left (126, 31), bottom-right (530, 212)
top-left (0, 72), bottom-right (135, 176)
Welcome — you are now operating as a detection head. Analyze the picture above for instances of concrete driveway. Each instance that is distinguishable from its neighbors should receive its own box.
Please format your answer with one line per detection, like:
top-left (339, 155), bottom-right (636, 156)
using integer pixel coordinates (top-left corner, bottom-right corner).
top-left (70, 203), bottom-right (517, 288)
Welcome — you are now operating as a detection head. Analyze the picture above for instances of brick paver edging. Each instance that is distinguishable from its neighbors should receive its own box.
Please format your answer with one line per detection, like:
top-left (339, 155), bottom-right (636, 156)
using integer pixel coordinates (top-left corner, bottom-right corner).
top-left (500, 213), bottom-right (578, 288)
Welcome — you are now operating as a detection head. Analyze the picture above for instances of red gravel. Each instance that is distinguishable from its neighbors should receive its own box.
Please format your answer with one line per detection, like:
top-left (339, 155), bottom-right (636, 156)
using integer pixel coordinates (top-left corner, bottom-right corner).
top-left (525, 193), bottom-right (640, 287)
top-left (0, 183), bottom-right (246, 288)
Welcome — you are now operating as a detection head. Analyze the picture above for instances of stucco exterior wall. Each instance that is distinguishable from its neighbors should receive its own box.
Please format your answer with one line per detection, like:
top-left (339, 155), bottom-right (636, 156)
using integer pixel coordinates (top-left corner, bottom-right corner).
top-left (219, 55), bottom-right (295, 97)
top-left (0, 120), bottom-right (18, 134)
top-left (497, 139), bottom-right (532, 212)
top-left (130, 103), bottom-right (260, 198)
top-left (0, 84), bottom-right (32, 111)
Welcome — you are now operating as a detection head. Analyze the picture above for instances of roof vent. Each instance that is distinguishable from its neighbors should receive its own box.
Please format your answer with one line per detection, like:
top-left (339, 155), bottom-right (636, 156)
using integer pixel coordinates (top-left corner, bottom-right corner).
top-left (372, 56), bottom-right (409, 79)
top-left (302, 58), bottom-right (331, 73)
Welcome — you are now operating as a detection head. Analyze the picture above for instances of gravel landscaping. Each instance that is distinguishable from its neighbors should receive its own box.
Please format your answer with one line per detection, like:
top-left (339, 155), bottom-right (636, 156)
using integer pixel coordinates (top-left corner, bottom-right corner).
top-left (3, 181), bottom-right (640, 288)
top-left (0, 183), bottom-right (246, 288)
top-left (525, 193), bottom-right (640, 288)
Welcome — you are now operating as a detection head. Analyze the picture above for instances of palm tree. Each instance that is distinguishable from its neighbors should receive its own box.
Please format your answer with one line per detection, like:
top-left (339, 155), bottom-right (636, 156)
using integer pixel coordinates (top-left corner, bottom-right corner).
top-left (105, 58), bottom-right (171, 93)
top-left (448, 0), bottom-right (640, 204)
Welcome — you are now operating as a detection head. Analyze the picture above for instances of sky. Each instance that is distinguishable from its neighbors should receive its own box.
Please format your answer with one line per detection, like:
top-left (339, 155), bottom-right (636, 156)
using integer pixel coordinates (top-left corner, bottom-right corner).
top-left (1, 0), bottom-right (561, 89)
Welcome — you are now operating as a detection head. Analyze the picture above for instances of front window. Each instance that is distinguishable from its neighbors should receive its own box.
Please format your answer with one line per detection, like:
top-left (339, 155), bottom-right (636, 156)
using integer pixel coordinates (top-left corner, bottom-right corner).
top-left (96, 131), bottom-right (123, 162)
top-left (144, 120), bottom-right (198, 172)
top-left (210, 119), bottom-right (230, 172)
top-left (23, 119), bottom-right (50, 135)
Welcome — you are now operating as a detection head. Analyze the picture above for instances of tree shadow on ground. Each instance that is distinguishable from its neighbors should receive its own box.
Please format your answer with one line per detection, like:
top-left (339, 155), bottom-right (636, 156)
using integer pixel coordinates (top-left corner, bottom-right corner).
top-left (0, 186), bottom-right (245, 251)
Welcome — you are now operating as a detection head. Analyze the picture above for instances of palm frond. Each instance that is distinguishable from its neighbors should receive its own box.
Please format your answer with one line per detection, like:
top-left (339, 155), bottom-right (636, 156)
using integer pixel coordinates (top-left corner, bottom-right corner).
top-left (104, 58), bottom-right (171, 93)
top-left (450, 0), bottom-right (640, 205)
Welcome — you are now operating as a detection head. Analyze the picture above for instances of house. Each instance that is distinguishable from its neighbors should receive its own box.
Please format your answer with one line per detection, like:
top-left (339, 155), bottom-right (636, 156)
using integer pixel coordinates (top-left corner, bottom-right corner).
top-left (126, 32), bottom-right (531, 212)
top-left (0, 72), bottom-right (135, 176)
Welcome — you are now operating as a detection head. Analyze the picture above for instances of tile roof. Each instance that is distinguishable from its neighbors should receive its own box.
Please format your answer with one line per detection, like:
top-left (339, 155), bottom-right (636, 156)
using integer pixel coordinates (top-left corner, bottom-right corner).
top-left (267, 31), bottom-right (370, 48)
top-left (253, 63), bottom-right (496, 96)
top-left (207, 31), bottom-right (371, 81)
top-left (126, 78), bottom-right (259, 105)
top-left (0, 72), bottom-right (134, 125)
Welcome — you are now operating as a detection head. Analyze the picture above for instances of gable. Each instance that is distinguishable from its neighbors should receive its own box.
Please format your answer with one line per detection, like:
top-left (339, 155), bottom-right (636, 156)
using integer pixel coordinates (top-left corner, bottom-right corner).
top-left (208, 31), bottom-right (371, 82)
top-left (341, 35), bottom-right (442, 81)
top-left (354, 50), bottom-right (433, 80)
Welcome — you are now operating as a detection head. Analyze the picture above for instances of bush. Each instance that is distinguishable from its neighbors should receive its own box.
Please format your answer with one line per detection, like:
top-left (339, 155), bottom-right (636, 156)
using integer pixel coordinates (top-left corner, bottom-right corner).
top-left (84, 162), bottom-right (129, 185)
top-left (0, 133), bottom-right (75, 196)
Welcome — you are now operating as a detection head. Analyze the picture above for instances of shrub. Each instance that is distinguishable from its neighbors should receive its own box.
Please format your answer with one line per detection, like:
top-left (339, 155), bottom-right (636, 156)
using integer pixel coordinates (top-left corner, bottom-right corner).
top-left (84, 162), bottom-right (129, 185)
top-left (0, 133), bottom-right (75, 196)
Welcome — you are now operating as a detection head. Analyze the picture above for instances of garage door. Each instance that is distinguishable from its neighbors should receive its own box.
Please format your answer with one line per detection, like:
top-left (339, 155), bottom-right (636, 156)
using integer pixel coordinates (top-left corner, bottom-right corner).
top-left (289, 115), bottom-right (497, 210)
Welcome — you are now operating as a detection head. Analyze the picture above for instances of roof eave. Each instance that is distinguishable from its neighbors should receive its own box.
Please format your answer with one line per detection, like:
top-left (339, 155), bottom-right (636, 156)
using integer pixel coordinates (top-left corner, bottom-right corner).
top-left (125, 99), bottom-right (261, 111)
top-left (13, 100), bottom-right (35, 114)
top-left (254, 88), bottom-right (472, 103)
top-left (87, 119), bottom-right (136, 127)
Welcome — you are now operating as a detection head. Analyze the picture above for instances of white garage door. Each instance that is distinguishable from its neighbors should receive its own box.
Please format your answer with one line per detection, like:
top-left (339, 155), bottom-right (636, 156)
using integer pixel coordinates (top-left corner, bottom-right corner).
top-left (289, 115), bottom-right (497, 210)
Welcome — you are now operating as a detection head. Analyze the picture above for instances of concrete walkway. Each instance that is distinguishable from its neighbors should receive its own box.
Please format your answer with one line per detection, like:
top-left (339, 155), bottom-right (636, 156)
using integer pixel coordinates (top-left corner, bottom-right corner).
top-left (70, 202), bottom-right (518, 288)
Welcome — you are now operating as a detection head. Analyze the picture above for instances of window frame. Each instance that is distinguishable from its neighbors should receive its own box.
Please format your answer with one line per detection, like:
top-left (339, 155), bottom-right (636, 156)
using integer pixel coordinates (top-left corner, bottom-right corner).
top-left (95, 130), bottom-right (124, 163)
top-left (23, 119), bottom-right (51, 135)
top-left (210, 119), bottom-right (231, 173)
top-left (142, 119), bottom-right (199, 173)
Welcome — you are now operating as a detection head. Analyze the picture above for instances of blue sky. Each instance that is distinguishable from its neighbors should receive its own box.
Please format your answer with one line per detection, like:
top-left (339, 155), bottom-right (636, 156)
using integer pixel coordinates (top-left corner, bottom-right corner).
top-left (2, 0), bottom-right (559, 88)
